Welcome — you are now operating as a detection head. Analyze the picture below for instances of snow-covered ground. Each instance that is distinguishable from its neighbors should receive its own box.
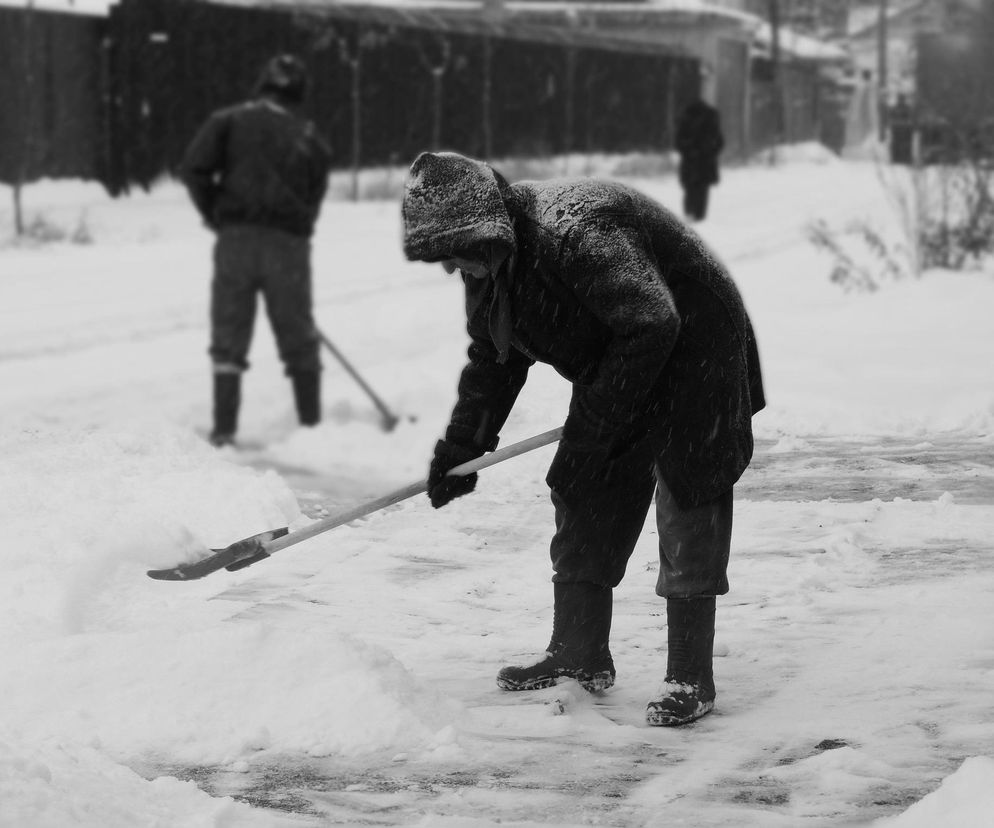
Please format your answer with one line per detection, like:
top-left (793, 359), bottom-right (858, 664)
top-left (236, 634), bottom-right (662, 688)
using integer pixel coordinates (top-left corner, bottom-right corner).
top-left (1, 147), bottom-right (992, 827)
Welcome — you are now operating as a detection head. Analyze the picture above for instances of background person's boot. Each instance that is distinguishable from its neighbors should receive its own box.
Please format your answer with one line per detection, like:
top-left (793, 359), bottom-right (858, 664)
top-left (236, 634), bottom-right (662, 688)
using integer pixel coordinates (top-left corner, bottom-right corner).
top-left (291, 370), bottom-right (321, 426)
top-left (646, 596), bottom-right (717, 726)
top-left (209, 373), bottom-right (241, 447)
top-left (497, 581), bottom-right (615, 693)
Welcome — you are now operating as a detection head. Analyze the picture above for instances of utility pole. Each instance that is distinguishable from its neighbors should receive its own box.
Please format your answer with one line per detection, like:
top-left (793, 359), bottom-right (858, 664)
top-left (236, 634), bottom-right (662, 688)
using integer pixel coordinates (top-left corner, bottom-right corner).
top-left (14, 0), bottom-right (38, 235)
top-left (482, 0), bottom-right (504, 160)
top-left (877, 0), bottom-right (889, 140)
top-left (336, 30), bottom-right (368, 202)
top-left (768, 0), bottom-right (785, 161)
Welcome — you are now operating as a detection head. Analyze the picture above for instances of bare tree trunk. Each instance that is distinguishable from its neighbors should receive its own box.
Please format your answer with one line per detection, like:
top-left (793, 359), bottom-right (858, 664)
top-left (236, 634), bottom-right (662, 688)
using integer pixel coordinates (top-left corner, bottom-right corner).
top-left (767, 0), bottom-right (786, 164)
top-left (563, 48), bottom-right (576, 175)
top-left (351, 56), bottom-right (360, 202)
top-left (336, 31), bottom-right (364, 202)
top-left (481, 0), bottom-right (502, 159)
top-left (481, 37), bottom-right (493, 159)
top-left (665, 62), bottom-right (676, 152)
top-left (583, 66), bottom-right (597, 175)
top-left (877, 0), bottom-right (889, 141)
top-left (13, 183), bottom-right (24, 236)
top-left (14, 0), bottom-right (37, 236)
top-left (417, 37), bottom-right (451, 151)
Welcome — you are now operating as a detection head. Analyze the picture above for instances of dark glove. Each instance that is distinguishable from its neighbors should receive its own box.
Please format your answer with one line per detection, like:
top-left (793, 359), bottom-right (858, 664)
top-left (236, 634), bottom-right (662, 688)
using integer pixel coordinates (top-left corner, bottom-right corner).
top-left (427, 439), bottom-right (484, 509)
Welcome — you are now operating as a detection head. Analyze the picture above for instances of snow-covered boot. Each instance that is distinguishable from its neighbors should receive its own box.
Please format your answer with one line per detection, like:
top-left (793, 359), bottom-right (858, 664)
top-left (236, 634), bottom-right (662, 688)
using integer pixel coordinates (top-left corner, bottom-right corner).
top-left (497, 581), bottom-right (615, 693)
top-left (291, 371), bottom-right (321, 426)
top-left (646, 596), bottom-right (716, 726)
top-left (209, 373), bottom-right (240, 447)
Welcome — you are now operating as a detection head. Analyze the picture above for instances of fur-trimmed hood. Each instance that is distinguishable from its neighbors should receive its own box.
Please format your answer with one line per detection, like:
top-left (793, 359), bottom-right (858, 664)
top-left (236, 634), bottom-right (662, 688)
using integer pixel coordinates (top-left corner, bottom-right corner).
top-left (401, 152), bottom-right (517, 263)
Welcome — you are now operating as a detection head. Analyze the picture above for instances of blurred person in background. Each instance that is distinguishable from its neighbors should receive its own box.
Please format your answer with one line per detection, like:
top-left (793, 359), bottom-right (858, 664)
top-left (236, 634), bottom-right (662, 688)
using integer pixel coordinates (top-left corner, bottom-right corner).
top-left (889, 94), bottom-right (915, 165)
top-left (181, 54), bottom-right (332, 447)
top-left (401, 151), bottom-right (764, 726)
top-left (675, 97), bottom-right (725, 222)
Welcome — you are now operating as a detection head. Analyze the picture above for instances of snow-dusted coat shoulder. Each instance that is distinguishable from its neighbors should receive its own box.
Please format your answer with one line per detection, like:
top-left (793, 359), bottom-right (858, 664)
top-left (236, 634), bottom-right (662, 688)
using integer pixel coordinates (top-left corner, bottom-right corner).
top-left (402, 152), bottom-right (764, 507)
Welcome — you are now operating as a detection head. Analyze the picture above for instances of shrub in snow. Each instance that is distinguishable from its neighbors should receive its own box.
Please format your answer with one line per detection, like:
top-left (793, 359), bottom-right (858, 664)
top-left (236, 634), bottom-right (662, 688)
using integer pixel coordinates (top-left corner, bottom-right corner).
top-left (809, 149), bottom-right (994, 290)
top-left (4, 210), bottom-right (93, 248)
top-left (878, 147), bottom-right (994, 272)
top-left (806, 218), bottom-right (910, 293)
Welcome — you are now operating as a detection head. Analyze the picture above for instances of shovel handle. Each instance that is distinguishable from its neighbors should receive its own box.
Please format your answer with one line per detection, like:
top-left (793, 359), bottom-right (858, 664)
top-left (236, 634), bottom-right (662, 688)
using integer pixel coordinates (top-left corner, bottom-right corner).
top-left (317, 327), bottom-right (400, 430)
top-left (263, 426), bottom-right (563, 555)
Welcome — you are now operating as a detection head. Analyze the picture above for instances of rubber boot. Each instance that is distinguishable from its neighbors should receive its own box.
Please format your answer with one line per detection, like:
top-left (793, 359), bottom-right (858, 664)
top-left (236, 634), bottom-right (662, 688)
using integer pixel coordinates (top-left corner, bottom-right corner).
top-left (646, 596), bottom-right (717, 726)
top-left (291, 371), bottom-right (321, 426)
top-left (497, 582), bottom-right (615, 693)
top-left (209, 373), bottom-right (240, 448)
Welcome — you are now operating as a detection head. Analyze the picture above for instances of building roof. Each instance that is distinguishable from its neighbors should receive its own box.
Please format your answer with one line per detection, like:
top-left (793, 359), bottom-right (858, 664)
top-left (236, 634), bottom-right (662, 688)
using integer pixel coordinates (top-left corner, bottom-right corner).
top-left (249, 0), bottom-right (753, 22)
top-left (752, 20), bottom-right (849, 63)
top-left (0, 0), bottom-right (115, 15)
top-left (205, 0), bottom-right (757, 55)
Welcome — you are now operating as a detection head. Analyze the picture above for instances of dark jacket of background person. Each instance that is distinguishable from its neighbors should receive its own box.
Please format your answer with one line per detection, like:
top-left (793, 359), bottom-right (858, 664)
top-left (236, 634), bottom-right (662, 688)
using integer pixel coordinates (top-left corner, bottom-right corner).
top-left (403, 152), bottom-right (764, 510)
top-left (676, 98), bottom-right (725, 190)
top-left (181, 92), bottom-right (331, 238)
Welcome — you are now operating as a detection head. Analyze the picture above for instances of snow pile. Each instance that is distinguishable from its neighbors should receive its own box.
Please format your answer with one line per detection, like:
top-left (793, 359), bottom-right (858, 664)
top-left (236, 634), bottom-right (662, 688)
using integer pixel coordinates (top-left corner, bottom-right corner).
top-left (0, 733), bottom-right (280, 828)
top-left (0, 423), bottom-right (300, 637)
top-left (876, 756), bottom-right (994, 828)
top-left (0, 625), bottom-right (462, 765)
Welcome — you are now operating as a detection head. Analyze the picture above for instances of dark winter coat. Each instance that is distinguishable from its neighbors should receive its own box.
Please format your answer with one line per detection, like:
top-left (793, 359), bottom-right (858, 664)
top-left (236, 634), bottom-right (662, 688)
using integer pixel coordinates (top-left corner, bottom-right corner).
top-left (402, 152), bottom-right (764, 508)
top-left (676, 100), bottom-right (724, 188)
top-left (180, 96), bottom-right (332, 238)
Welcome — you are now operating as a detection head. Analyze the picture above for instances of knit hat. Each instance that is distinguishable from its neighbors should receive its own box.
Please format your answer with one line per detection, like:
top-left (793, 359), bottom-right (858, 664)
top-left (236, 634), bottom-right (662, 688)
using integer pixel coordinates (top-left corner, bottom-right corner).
top-left (401, 152), bottom-right (516, 264)
top-left (255, 54), bottom-right (309, 104)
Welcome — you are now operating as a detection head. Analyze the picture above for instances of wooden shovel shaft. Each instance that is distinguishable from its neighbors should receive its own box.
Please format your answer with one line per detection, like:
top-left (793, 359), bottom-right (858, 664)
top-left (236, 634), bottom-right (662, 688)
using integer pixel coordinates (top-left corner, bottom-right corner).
top-left (262, 426), bottom-right (563, 556)
top-left (316, 327), bottom-right (399, 429)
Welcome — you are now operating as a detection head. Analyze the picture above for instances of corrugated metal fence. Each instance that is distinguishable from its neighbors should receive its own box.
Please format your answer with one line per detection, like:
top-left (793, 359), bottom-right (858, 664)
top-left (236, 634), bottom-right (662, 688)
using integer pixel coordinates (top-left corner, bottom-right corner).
top-left (0, 6), bottom-right (108, 189)
top-left (1, 0), bottom-right (700, 196)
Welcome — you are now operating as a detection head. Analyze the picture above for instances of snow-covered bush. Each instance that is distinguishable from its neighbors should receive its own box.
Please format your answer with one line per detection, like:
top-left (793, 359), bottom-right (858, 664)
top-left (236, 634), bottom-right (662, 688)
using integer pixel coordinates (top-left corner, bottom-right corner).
top-left (809, 146), bottom-right (994, 291)
top-left (878, 145), bottom-right (994, 273)
top-left (3, 210), bottom-right (92, 248)
top-left (806, 218), bottom-right (911, 293)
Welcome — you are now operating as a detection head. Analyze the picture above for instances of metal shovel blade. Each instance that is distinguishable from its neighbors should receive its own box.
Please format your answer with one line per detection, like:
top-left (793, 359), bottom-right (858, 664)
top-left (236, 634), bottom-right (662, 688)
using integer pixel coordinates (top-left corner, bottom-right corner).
top-left (146, 527), bottom-right (290, 581)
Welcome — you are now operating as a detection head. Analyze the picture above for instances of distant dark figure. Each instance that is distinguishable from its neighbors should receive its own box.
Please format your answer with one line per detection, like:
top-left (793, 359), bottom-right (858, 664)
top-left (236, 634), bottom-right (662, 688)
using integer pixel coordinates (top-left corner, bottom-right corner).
top-left (675, 99), bottom-right (725, 222)
top-left (889, 94), bottom-right (915, 165)
top-left (180, 54), bottom-right (333, 448)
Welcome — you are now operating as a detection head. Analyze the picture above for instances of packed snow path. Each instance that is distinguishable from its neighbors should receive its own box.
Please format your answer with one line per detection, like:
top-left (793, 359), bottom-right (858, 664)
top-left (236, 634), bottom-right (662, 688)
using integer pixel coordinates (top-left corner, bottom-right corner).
top-left (161, 431), bottom-right (992, 827)
top-left (1, 150), bottom-right (992, 827)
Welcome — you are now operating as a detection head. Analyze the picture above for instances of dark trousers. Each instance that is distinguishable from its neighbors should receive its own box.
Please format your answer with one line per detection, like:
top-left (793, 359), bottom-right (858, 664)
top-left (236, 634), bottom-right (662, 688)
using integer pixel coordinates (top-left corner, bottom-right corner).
top-left (210, 226), bottom-right (321, 375)
top-left (682, 184), bottom-right (711, 222)
top-left (548, 441), bottom-right (733, 598)
top-left (890, 127), bottom-right (914, 165)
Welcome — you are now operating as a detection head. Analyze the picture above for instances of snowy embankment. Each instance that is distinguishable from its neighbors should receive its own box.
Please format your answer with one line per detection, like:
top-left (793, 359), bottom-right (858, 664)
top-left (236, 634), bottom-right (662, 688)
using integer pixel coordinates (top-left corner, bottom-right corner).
top-left (1, 147), bottom-right (992, 826)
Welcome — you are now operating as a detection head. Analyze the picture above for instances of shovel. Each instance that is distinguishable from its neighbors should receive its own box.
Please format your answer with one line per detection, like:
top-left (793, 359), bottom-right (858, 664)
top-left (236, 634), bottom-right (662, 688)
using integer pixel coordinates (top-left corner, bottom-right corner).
top-left (147, 426), bottom-right (563, 581)
top-left (316, 327), bottom-right (404, 431)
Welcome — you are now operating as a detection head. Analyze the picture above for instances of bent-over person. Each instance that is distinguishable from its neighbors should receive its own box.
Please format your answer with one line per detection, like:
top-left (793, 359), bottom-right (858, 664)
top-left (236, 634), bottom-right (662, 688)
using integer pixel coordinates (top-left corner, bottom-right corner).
top-left (401, 151), bottom-right (764, 726)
